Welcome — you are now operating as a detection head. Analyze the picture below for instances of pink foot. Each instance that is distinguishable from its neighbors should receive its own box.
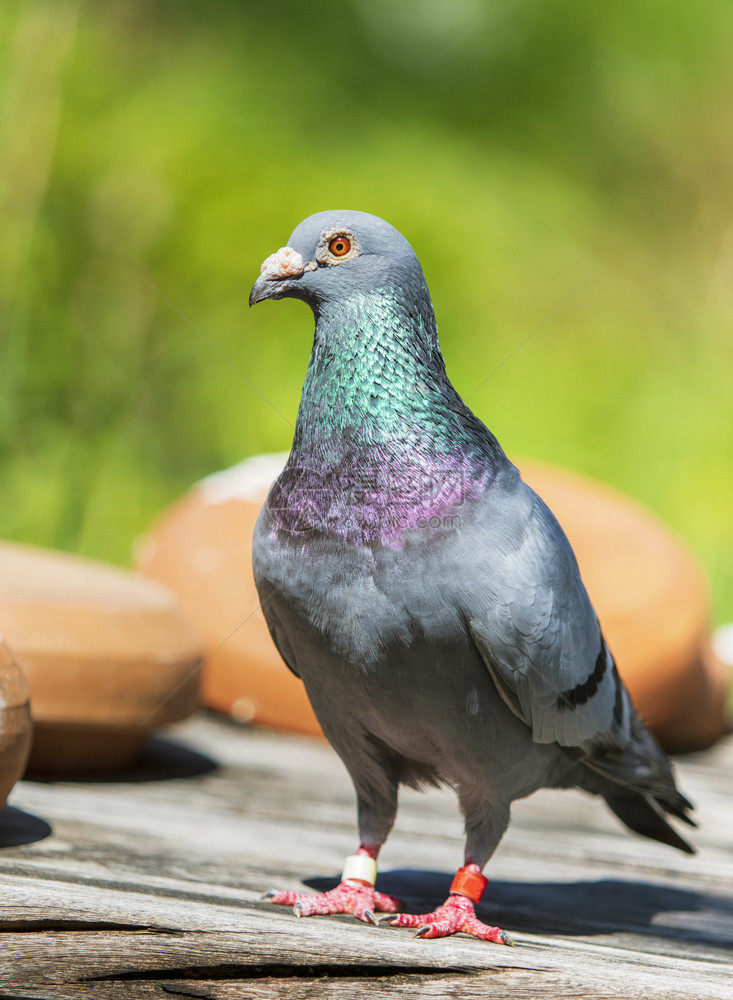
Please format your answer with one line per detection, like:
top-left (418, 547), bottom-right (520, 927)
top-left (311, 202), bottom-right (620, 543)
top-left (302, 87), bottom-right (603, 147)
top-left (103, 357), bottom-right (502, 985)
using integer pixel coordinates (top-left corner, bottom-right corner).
top-left (387, 894), bottom-right (512, 944)
top-left (265, 879), bottom-right (401, 924)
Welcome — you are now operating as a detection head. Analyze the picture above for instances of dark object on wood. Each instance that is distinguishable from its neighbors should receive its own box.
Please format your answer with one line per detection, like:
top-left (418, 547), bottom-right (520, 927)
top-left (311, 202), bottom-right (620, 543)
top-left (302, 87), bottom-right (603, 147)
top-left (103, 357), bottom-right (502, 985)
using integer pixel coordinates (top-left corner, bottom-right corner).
top-left (0, 713), bottom-right (731, 998)
top-left (0, 541), bottom-right (202, 774)
top-left (0, 639), bottom-right (32, 807)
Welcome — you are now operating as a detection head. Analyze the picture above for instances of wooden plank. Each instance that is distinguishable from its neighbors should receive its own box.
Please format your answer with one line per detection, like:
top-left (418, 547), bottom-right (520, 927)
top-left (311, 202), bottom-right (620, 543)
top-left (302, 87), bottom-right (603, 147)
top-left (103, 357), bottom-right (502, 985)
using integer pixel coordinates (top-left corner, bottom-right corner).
top-left (0, 926), bottom-right (729, 1000)
top-left (0, 864), bottom-right (728, 990)
top-left (0, 714), bottom-right (729, 999)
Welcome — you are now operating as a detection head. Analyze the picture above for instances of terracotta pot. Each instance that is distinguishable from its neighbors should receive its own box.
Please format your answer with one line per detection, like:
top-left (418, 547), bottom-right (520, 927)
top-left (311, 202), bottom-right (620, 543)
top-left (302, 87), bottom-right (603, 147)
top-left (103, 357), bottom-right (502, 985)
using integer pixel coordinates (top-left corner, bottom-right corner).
top-left (0, 542), bottom-right (202, 773)
top-left (138, 453), bottom-right (732, 752)
top-left (0, 639), bottom-right (32, 806)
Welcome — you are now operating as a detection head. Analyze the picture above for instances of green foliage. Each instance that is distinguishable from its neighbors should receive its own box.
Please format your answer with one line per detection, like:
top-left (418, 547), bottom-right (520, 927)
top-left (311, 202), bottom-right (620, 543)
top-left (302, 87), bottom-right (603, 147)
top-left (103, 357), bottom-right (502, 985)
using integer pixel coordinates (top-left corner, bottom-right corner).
top-left (0, 0), bottom-right (732, 623)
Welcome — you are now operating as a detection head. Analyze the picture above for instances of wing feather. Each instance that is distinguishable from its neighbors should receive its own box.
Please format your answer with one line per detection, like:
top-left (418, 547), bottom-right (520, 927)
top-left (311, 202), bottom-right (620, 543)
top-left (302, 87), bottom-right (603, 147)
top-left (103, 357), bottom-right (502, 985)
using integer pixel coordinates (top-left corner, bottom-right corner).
top-left (464, 484), bottom-right (630, 750)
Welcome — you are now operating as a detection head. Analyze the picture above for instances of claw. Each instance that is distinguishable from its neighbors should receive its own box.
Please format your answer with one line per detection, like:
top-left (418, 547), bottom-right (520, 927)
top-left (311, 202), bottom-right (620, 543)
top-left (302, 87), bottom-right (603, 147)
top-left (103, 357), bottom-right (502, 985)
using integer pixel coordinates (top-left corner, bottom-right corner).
top-left (265, 879), bottom-right (400, 923)
top-left (260, 890), bottom-right (276, 901)
top-left (391, 894), bottom-right (510, 944)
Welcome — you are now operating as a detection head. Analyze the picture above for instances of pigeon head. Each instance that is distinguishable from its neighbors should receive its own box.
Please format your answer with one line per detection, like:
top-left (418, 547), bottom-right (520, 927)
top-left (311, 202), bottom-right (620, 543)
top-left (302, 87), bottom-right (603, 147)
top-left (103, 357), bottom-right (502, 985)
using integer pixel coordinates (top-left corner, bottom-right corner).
top-left (249, 210), bottom-right (428, 314)
top-left (249, 211), bottom-right (506, 537)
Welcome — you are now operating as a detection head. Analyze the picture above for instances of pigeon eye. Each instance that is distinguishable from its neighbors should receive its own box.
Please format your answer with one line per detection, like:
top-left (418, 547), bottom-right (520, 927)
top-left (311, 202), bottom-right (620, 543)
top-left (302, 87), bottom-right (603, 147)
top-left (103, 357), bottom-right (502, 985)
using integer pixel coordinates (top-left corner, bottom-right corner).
top-left (328, 236), bottom-right (351, 258)
top-left (315, 230), bottom-right (359, 266)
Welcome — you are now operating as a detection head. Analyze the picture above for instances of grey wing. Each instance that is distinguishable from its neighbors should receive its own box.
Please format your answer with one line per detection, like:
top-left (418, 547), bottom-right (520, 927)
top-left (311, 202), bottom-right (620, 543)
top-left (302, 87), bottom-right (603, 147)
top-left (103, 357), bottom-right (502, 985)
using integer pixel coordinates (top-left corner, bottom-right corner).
top-left (460, 479), bottom-right (694, 848)
top-left (465, 484), bottom-right (630, 750)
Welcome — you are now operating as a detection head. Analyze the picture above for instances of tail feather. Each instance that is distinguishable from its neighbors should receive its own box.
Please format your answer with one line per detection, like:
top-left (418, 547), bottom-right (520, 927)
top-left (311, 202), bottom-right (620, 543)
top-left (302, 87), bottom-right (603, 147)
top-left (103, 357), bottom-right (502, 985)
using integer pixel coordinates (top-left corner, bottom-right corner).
top-left (572, 703), bottom-right (696, 853)
top-left (602, 787), bottom-right (696, 855)
top-left (658, 788), bottom-right (697, 828)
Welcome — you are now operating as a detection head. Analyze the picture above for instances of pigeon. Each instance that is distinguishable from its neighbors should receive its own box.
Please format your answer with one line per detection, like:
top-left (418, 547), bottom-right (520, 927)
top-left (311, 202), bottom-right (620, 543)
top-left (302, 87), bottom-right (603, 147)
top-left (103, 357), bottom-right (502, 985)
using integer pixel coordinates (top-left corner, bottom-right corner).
top-left (248, 210), bottom-right (695, 943)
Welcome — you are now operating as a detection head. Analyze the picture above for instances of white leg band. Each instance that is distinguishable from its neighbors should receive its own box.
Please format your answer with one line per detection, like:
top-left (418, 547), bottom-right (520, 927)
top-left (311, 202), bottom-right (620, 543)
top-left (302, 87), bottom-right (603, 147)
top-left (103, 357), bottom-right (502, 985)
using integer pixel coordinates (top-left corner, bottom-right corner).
top-left (341, 854), bottom-right (377, 885)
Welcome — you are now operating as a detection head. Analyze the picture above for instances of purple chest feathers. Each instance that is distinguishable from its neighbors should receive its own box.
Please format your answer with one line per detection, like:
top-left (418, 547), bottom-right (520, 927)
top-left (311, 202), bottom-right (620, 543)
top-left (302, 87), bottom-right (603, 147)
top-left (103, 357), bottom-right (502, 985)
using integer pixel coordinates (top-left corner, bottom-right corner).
top-left (265, 451), bottom-right (492, 546)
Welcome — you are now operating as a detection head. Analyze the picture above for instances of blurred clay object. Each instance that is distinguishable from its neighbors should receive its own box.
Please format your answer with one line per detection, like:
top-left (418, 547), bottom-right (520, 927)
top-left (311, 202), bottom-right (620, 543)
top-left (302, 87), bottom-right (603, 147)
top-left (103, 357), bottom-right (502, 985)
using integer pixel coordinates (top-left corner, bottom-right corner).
top-left (138, 453), bottom-right (732, 754)
top-left (0, 639), bottom-right (32, 807)
top-left (0, 543), bottom-right (202, 774)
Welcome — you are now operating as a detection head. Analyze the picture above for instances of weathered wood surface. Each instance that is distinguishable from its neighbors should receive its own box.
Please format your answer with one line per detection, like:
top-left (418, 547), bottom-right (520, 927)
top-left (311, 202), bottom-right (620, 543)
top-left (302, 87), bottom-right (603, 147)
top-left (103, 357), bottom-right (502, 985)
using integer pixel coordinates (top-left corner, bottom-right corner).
top-left (0, 712), bottom-right (730, 1000)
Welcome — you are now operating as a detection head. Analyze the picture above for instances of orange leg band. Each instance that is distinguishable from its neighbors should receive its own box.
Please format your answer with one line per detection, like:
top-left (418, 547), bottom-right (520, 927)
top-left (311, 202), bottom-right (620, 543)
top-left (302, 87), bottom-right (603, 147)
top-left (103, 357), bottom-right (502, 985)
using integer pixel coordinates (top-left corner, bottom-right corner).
top-left (449, 865), bottom-right (489, 904)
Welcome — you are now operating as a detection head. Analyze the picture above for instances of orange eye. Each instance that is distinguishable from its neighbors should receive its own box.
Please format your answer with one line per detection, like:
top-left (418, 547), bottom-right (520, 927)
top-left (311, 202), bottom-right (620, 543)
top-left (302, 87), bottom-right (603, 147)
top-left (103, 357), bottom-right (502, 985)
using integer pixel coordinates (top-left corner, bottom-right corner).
top-left (328, 236), bottom-right (351, 257)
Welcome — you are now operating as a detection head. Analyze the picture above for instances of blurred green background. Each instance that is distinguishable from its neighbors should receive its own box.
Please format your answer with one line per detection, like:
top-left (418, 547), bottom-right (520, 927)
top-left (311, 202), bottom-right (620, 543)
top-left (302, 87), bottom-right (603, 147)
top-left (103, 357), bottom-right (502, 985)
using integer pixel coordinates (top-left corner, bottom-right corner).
top-left (0, 0), bottom-right (731, 622)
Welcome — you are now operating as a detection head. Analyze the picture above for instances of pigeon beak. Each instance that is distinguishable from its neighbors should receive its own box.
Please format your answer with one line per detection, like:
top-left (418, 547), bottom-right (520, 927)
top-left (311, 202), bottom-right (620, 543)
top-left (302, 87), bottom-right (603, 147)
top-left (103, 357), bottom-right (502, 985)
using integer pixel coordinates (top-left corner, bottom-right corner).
top-left (249, 246), bottom-right (306, 306)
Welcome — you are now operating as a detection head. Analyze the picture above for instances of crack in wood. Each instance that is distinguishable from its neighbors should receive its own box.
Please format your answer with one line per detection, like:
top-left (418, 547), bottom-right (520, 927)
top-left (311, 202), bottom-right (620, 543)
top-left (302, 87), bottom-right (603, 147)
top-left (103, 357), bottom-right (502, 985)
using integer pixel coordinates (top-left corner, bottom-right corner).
top-left (86, 962), bottom-right (493, 982)
top-left (0, 920), bottom-right (178, 934)
top-left (0, 992), bottom-right (49, 1000)
top-left (154, 978), bottom-right (471, 1000)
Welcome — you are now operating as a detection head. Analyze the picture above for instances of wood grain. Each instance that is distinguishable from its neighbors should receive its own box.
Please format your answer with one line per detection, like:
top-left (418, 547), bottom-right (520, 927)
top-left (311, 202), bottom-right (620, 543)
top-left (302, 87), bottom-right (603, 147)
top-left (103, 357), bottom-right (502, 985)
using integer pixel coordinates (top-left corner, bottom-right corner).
top-left (0, 714), bottom-right (730, 999)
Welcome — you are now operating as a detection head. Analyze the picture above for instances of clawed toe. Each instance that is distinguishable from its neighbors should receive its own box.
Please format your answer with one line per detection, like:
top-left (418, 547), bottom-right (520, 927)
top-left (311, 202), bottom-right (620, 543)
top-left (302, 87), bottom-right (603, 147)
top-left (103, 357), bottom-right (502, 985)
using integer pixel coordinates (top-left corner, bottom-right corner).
top-left (265, 878), bottom-right (400, 923)
top-left (387, 894), bottom-right (511, 944)
top-left (263, 866), bottom-right (510, 943)
top-left (262, 888), bottom-right (300, 905)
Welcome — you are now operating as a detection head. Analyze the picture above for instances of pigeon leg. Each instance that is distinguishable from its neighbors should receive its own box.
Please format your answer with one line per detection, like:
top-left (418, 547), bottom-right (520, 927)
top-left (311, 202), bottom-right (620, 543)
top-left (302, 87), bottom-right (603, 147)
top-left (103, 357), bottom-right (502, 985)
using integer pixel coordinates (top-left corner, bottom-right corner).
top-left (386, 864), bottom-right (512, 944)
top-left (264, 844), bottom-right (401, 923)
top-left (265, 755), bottom-right (400, 922)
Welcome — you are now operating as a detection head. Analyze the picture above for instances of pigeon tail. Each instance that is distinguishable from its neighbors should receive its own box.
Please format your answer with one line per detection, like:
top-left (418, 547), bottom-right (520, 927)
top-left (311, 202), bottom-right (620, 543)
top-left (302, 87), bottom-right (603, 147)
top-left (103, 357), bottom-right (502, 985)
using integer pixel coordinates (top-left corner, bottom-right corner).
top-left (600, 785), bottom-right (696, 855)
